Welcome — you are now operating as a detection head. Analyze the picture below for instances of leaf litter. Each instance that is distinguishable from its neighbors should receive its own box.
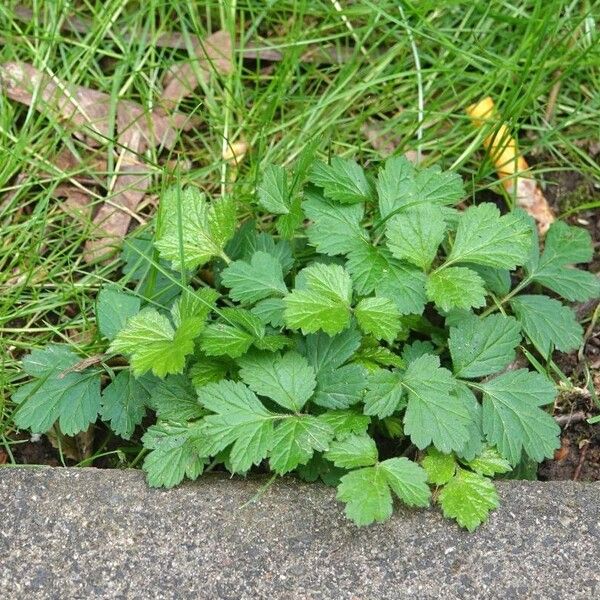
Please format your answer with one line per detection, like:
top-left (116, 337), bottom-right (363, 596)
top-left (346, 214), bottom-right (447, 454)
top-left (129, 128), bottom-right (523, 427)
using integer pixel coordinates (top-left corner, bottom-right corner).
top-left (1, 8), bottom-right (289, 261)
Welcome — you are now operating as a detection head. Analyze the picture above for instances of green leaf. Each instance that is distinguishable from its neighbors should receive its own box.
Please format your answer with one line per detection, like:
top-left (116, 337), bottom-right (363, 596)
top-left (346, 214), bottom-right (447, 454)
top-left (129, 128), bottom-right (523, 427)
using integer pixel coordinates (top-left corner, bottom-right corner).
top-left (525, 221), bottom-right (599, 301)
top-left (401, 340), bottom-right (434, 364)
top-left (364, 369), bottom-right (405, 418)
top-left (531, 266), bottom-right (600, 302)
top-left (449, 313), bottom-right (521, 378)
top-left (465, 446), bottom-right (512, 476)
top-left (375, 260), bottom-right (427, 315)
top-left (426, 266), bottom-right (486, 312)
top-left (313, 363), bottom-right (367, 409)
top-left (302, 327), bottom-right (362, 374)
top-left (541, 220), bottom-right (594, 264)
top-left (269, 415), bottom-right (334, 474)
top-left (337, 458), bottom-right (430, 526)
top-left (96, 286), bottom-right (140, 341)
top-left (385, 204), bottom-right (447, 270)
top-left (454, 383), bottom-right (484, 462)
top-left (380, 457), bottom-right (431, 508)
top-left (221, 251), bottom-right (288, 304)
top-left (376, 155), bottom-right (416, 219)
top-left (510, 295), bottom-right (583, 355)
top-left (20, 344), bottom-right (79, 377)
top-left (100, 371), bottom-right (149, 439)
top-left (422, 448), bottom-right (457, 485)
top-left (336, 466), bottom-right (391, 526)
top-left (257, 164), bottom-right (289, 213)
top-left (198, 380), bottom-right (274, 473)
top-left (480, 369), bottom-right (560, 465)
top-left (155, 186), bottom-right (235, 271)
top-left (200, 322), bottom-right (254, 358)
top-left (13, 346), bottom-right (102, 436)
top-left (221, 307), bottom-right (266, 338)
top-left (447, 203), bottom-right (532, 269)
top-left (121, 233), bottom-right (180, 306)
top-left (438, 469), bottom-right (499, 531)
top-left (303, 190), bottom-right (366, 256)
top-left (309, 157), bottom-right (374, 204)
top-left (109, 309), bottom-right (195, 377)
top-left (467, 264), bottom-right (511, 296)
top-left (355, 297), bottom-right (402, 343)
top-left (142, 422), bottom-right (206, 488)
top-left (149, 374), bottom-right (205, 421)
top-left (346, 242), bottom-right (391, 295)
top-left (284, 263), bottom-right (353, 335)
top-left (296, 453), bottom-right (345, 486)
top-left (208, 196), bottom-right (237, 249)
top-left (402, 354), bottom-right (470, 453)
top-left (276, 195), bottom-right (303, 239)
top-left (254, 334), bottom-right (292, 352)
top-left (376, 156), bottom-right (463, 219)
top-left (200, 309), bottom-right (265, 359)
top-left (170, 287), bottom-right (218, 335)
top-left (411, 166), bottom-right (464, 207)
top-left (355, 344), bottom-right (405, 371)
top-left (237, 230), bottom-right (294, 273)
top-left (325, 434), bottom-right (378, 468)
top-left (251, 297), bottom-right (286, 328)
top-left (318, 409), bottom-right (371, 440)
top-left (238, 351), bottom-right (317, 411)
top-left (189, 356), bottom-right (229, 389)
top-left (304, 261), bottom-right (353, 300)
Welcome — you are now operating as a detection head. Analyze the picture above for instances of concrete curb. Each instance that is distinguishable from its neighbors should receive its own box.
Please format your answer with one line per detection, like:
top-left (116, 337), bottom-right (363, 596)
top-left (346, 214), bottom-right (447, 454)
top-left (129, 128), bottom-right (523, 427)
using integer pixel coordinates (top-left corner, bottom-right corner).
top-left (0, 467), bottom-right (598, 599)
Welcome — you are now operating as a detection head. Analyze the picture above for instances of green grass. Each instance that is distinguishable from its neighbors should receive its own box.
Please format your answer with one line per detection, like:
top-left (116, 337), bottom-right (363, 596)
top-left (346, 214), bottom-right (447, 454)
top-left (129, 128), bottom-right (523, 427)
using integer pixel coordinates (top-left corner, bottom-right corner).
top-left (1, 0), bottom-right (598, 466)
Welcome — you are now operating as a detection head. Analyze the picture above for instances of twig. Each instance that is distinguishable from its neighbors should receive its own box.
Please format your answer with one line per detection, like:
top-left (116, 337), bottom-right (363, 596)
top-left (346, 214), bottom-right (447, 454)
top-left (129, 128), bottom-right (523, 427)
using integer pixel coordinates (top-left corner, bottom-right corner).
top-left (572, 441), bottom-right (590, 481)
top-left (59, 354), bottom-right (106, 377)
top-left (554, 411), bottom-right (589, 427)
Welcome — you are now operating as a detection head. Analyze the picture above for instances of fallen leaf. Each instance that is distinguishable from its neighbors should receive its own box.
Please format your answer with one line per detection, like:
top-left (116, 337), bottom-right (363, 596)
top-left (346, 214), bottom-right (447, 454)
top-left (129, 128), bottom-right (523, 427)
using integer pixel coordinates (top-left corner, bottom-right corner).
top-left (161, 30), bottom-right (234, 106)
top-left (362, 121), bottom-right (421, 164)
top-left (223, 139), bottom-right (248, 164)
top-left (467, 96), bottom-right (555, 234)
top-left (84, 133), bottom-right (152, 262)
top-left (46, 424), bottom-right (95, 463)
top-left (13, 6), bottom-right (282, 58)
top-left (300, 45), bottom-right (355, 64)
top-left (161, 30), bottom-right (285, 107)
top-left (1, 62), bottom-right (191, 150)
top-left (1, 61), bottom-right (192, 261)
top-left (553, 437), bottom-right (570, 462)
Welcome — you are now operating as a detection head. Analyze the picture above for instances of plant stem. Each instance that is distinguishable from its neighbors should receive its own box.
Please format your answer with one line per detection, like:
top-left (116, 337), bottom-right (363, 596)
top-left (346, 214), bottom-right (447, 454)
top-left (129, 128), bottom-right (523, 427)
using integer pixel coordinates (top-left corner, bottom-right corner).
top-left (480, 276), bottom-right (532, 318)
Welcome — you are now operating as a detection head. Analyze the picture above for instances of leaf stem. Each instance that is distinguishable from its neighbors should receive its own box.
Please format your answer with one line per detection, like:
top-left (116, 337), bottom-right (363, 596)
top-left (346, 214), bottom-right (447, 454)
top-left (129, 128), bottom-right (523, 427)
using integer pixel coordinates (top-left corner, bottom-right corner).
top-left (480, 276), bottom-right (532, 318)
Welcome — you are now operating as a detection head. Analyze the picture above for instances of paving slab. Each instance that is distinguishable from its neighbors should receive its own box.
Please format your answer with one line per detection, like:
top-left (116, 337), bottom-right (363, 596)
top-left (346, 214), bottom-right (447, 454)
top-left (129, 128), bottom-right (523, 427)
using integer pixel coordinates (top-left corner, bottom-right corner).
top-left (0, 467), bottom-right (598, 599)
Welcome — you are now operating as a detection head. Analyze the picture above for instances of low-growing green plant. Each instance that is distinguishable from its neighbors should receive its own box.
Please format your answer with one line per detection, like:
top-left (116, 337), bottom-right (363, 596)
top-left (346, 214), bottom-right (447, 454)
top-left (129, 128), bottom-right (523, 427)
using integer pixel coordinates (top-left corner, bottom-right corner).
top-left (11, 151), bottom-right (599, 530)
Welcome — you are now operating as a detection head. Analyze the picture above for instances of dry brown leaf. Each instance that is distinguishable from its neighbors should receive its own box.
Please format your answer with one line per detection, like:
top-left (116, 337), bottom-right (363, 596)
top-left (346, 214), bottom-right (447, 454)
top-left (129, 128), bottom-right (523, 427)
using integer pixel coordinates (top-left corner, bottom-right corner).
top-left (0, 62), bottom-right (192, 151)
top-left (161, 30), bottom-right (284, 107)
top-left (46, 424), bottom-right (95, 463)
top-left (84, 142), bottom-right (151, 261)
top-left (300, 45), bottom-right (355, 64)
top-left (362, 121), bottom-right (421, 164)
top-left (162, 30), bottom-right (234, 106)
top-left (1, 61), bottom-right (193, 261)
top-left (223, 139), bottom-right (249, 164)
top-left (467, 96), bottom-right (555, 234)
top-left (13, 6), bottom-right (282, 59)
